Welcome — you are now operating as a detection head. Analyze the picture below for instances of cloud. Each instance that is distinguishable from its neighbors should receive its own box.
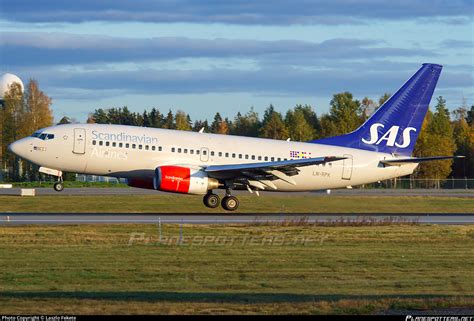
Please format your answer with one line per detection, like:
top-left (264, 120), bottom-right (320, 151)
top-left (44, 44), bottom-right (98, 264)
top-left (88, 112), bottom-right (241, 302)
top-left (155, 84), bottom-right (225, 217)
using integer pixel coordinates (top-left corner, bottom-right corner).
top-left (440, 39), bottom-right (474, 48)
top-left (0, 32), bottom-right (437, 67)
top-left (1, 0), bottom-right (472, 25)
top-left (21, 64), bottom-right (473, 100)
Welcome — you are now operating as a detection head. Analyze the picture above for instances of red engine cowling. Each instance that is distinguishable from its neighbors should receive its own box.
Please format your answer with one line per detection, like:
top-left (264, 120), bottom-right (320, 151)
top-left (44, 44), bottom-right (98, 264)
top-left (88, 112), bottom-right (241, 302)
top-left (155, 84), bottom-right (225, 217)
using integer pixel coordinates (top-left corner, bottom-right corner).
top-left (154, 166), bottom-right (219, 194)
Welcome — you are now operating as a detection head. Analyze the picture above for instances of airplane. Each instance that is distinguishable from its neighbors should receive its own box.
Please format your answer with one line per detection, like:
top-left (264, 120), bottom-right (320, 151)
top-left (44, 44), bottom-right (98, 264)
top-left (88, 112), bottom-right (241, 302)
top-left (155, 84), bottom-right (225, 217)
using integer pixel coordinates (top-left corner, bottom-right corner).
top-left (8, 63), bottom-right (462, 211)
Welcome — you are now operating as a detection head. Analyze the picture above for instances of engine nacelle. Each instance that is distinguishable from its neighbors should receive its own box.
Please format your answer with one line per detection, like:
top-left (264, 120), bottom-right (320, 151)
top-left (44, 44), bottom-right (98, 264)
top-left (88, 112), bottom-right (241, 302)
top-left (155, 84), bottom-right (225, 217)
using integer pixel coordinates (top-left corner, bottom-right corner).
top-left (154, 166), bottom-right (219, 195)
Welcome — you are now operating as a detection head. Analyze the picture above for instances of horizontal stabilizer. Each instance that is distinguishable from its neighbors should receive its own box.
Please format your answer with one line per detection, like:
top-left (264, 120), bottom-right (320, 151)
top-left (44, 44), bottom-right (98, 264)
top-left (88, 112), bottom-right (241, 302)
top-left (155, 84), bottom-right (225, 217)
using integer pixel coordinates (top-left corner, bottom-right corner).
top-left (381, 156), bottom-right (465, 166)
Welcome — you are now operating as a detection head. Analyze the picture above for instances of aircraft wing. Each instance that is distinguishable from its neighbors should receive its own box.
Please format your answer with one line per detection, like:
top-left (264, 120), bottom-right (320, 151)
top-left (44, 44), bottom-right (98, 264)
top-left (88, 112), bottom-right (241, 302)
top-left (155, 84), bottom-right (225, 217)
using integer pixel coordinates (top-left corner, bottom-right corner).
top-left (204, 156), bottom-right (346, 190)
top-left (381, 156), bottom-right (464, 166)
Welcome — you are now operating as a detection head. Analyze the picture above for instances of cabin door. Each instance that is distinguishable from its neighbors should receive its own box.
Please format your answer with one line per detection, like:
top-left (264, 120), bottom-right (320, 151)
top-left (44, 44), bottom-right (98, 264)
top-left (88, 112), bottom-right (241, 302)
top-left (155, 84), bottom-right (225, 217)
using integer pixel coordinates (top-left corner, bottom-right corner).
top-left (73, 128), bottom-right (86, 154)
top-left (341, 154), bottom-right (353, 180)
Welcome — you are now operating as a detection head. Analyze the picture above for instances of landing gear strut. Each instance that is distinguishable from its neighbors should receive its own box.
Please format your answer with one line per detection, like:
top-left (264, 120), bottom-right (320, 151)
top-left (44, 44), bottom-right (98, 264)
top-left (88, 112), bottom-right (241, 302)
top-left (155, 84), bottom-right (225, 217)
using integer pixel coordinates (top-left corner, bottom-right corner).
top-left (203, 191), bottom-right (220, 208)
top-left (221, 189), bottom-right (239, 211)
top-left (53, 177), bottom-right (64, 192)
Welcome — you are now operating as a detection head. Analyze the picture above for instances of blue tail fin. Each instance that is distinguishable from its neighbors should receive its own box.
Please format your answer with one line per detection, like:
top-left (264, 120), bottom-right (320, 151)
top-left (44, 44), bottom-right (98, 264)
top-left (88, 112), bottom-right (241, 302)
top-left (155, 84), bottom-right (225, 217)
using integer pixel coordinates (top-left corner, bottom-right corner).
top-left (310, 63), bottom-right (442, 156)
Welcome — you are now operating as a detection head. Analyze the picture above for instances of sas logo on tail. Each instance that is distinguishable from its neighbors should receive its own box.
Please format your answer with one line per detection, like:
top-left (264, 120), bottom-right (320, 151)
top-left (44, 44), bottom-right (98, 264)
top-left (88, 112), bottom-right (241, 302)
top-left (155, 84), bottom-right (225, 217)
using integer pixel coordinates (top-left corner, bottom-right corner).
top-left (361, 123), bottom-right (416, 148)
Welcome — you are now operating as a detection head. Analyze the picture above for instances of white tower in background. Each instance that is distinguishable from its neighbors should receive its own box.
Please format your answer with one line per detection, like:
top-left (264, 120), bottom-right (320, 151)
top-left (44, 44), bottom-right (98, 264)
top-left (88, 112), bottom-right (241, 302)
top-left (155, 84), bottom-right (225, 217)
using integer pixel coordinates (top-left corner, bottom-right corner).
top-left (0, 73), bottom-right (24, 106)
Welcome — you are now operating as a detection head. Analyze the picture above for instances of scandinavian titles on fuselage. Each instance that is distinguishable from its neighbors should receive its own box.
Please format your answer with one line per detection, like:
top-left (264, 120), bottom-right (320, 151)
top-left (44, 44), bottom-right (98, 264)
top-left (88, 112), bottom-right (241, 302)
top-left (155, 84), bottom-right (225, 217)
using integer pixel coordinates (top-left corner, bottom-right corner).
top-left (91, 130), bottom-right (158, 145)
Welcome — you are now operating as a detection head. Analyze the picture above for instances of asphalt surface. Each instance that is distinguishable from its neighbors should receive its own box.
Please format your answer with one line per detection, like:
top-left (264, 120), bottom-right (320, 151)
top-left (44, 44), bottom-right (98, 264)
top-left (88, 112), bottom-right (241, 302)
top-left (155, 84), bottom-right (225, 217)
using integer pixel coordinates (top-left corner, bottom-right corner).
top-left (0, 187), bottom-right (473, 197)
top-left (1, 213), bottom-right (473, 225)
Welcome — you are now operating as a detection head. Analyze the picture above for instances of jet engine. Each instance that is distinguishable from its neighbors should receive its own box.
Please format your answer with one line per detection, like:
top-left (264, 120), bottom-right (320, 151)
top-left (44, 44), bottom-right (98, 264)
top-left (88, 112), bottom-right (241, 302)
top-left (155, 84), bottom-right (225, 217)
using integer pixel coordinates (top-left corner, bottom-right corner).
top-left (154, 166), bottom-right (219, 194)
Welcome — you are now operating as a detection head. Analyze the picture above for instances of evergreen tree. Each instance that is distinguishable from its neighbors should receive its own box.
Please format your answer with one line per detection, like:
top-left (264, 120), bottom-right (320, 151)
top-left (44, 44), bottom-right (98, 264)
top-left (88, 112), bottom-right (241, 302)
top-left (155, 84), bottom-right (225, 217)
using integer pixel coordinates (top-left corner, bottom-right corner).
top-left (285, 107), bottom-right (315, 141)
top-left (57, 116), bottom-right (72, 125)
top-left (294, 104), bottom-right (321, 137)
top-left (193, 120), bottom-right (210, 132)
top-left (378, 93), bottom-right (391, 106)
top-left (260, 104), bottom-right (288, 139)
top-left (148, 108), bottom-right (164, 128)
top-left (210, 112), bottom-right (224, 134)
top-left (163, 110), bottom-right (175, 129)
top-left (230, 107), bottom-right (260, 137)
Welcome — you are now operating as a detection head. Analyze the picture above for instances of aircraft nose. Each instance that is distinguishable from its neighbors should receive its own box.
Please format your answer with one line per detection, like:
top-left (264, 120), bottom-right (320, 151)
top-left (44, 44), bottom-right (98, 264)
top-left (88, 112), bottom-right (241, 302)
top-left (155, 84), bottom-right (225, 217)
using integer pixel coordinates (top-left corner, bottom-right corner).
top-left (8, 139), bottom-right (28, 158)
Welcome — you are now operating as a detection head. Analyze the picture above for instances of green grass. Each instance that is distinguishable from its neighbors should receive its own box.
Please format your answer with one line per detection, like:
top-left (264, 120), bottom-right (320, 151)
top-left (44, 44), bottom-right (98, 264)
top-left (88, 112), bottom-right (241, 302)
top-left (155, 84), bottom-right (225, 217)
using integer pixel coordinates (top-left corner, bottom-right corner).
top-left (0, 224), bottom-right (473, 314)
top-left (0, 194), bottom-right (472, 213)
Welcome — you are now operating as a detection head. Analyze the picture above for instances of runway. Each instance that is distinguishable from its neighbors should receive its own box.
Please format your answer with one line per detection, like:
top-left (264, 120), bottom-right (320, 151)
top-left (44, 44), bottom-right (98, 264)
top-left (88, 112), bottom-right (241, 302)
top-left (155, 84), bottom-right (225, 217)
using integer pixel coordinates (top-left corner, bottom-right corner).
top-left (1, 213), bottom-right (473, 225)
top-left (0, 187), bottom-right (473, 197)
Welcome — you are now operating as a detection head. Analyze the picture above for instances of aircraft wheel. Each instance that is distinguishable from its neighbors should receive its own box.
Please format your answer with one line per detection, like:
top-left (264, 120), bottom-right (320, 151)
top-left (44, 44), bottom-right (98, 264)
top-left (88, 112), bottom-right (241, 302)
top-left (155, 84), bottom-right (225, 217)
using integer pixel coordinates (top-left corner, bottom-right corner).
top-left (203, 193), bottom-right (220, 208)
top-left (222, 195), bottom-right (239, 211)
top-left (53, 182), bottom-right (64, 192)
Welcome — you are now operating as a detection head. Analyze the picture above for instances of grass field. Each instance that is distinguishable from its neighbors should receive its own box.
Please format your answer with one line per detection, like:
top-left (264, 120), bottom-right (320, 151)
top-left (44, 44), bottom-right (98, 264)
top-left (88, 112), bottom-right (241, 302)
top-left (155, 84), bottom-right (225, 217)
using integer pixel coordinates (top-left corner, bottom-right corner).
top-left (0, 194), bottom-right (473, 213)
top-left (0, 223), bottom-right (473, 314)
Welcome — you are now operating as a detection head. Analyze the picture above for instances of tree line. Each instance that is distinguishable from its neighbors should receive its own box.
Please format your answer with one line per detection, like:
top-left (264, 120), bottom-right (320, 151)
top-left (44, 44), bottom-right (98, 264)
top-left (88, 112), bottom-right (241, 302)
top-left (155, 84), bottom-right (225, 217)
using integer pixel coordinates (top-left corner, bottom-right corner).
top-left (1, 80), bottom-right (472, 182)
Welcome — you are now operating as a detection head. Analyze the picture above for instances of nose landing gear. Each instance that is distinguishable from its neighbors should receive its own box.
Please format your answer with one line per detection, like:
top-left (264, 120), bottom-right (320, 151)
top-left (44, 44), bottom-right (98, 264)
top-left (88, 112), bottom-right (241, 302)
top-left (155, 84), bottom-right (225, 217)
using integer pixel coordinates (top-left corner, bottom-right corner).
top-left (53, 177), bottom-right (64, 192)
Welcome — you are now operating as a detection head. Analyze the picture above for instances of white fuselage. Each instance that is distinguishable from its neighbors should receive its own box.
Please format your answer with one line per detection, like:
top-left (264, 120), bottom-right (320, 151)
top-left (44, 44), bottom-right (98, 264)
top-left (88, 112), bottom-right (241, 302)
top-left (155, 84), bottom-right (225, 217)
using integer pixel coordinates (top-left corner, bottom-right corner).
top-left (11, 123), bottom-right (417, 192)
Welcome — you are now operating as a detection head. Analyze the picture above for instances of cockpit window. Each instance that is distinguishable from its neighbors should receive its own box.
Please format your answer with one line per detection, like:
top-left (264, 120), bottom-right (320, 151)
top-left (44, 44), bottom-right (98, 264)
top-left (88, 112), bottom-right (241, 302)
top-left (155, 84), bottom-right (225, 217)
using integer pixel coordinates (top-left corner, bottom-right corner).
top-left (32, 132), bottom-right (54, 140)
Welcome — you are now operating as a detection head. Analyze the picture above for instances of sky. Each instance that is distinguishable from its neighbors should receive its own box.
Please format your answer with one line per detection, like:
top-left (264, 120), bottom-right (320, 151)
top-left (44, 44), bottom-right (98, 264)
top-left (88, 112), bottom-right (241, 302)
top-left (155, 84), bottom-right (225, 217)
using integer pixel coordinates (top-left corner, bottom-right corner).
top-left (0, 0), bottom-right (473, 123)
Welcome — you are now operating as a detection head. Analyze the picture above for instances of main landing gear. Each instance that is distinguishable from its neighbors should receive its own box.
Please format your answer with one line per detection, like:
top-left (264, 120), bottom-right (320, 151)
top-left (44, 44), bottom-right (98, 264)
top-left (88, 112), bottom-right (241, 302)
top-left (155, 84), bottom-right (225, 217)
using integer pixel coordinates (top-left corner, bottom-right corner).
top-left (203, 190), bottom-right (239, 211)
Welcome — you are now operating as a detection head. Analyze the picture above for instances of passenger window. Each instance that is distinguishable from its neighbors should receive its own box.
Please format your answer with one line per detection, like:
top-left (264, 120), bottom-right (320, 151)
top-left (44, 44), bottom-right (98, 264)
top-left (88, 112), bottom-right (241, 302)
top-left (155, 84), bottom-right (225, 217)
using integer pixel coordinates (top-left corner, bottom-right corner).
top-left (203, 150), bottom-right (207, 155)
top-left (119, 143), bottom-right (123, 148)
top-left (218, 152), bottom-right (222, 157)
top-left (258, 156), bottom-right (262, 161)
top-left (232, 153), bottom-right (236, 158)
top-left (271, 157), bottom-right (274, 161)
top-left (190, 149), bottom-right (194, 154)
top-left (251, 155), bottom-right (255, 160)
top-left (92, 140), bottom-right (96, 145)
top-left (105, 141), bottom-right (110, 147)
top-left (152, 146), bottom-right (155, 151)
top-left (112, 142), bottom-right (116, 147)
top-left (277, 158), bottom-right (281, 161)
top-left (225, 152), bottom-right (229, 157)
top-left (126, 143), bottom-right (129, 148)
top-left (245, 155), bottom-right (249, 159)
top-left (178, 148), bottom-right (182, 153)
top-left (264, 156), bottom-right (268, 161)
top-left (196, 150), bottom-right (200, 155)
top-left (138, 145), bottom-right (142, 150)
top-left (145, 145), bottom-right (149, 150)
top-left (211, 151), bottom-right (214, 156)
top-left (132, 144), bottom-right (136, 149)
top-left (238, 154), bottom-right (242, 159)
top-left (172, 147), bottom-right (175, 152)
top-left (158, 146), bottom-right (162, 151)
top-left (184, 149), bottom-right (188, 154)
top-left (99, 141), bottom-right (103, 146)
